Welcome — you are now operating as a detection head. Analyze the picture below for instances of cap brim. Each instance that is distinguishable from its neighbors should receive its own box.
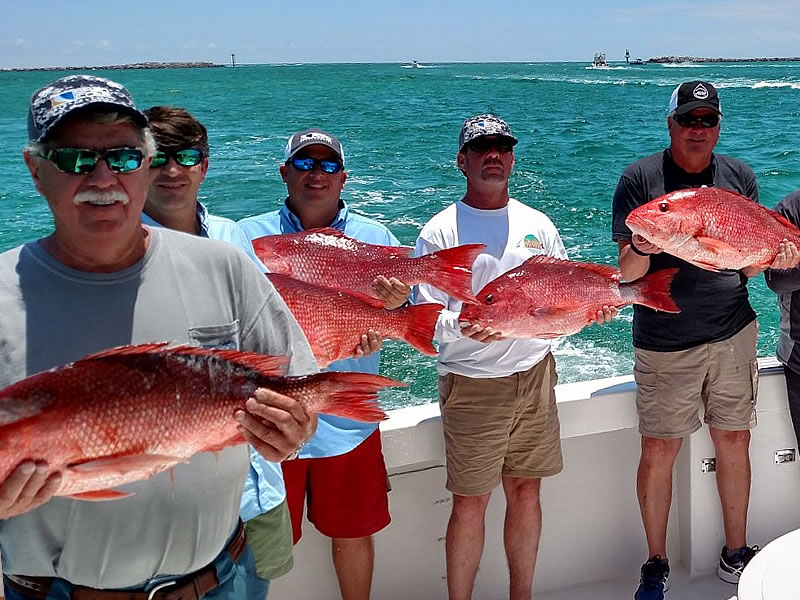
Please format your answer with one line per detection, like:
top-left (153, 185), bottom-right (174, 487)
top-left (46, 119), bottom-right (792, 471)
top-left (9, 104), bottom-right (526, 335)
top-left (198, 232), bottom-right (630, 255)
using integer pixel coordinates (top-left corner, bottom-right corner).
top-left (459, 133), bottom-right (519, 152)
top-left (673, 101), bottom-right (722, 117)
top-left (37, 102), bottom-right (148, 142)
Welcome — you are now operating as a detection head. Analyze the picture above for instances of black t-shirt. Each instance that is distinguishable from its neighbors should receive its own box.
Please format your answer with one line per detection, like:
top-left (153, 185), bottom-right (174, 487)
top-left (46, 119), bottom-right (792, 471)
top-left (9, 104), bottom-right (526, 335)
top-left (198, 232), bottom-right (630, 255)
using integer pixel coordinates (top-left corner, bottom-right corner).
top-left (611, 149), bottom-right (758, 351)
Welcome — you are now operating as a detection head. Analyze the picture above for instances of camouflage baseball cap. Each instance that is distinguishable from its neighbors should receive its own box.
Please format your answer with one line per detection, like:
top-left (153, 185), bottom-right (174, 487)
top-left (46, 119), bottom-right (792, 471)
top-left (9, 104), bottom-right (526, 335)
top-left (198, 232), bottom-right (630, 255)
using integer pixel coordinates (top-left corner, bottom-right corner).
top-left (458, 114), bottom-right (518, 150)
top-left (27, 75), bottom-right (148, 142)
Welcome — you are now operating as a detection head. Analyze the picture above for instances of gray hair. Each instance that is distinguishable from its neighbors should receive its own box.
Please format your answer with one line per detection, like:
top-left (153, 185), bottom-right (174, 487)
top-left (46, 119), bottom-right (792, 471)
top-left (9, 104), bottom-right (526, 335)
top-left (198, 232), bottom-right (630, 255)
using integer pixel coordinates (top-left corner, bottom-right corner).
top-left (25, 111), bottom-right (156, 157)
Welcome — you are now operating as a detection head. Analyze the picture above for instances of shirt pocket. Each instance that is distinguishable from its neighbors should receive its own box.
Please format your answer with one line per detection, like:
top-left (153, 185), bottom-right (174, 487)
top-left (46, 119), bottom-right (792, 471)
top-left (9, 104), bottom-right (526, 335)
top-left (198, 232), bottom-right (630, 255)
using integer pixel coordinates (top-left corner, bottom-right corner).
top-left (188, 320), bottom-right (241, 350)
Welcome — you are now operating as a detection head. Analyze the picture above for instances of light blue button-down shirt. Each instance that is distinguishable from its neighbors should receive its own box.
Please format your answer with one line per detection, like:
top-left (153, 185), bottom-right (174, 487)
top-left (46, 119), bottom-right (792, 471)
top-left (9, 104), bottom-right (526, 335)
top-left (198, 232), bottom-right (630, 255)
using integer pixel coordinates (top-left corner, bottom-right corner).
top-left (239, 199), bottom-right (400, 459)
top-left (141, 203), bottom-right (285, 521)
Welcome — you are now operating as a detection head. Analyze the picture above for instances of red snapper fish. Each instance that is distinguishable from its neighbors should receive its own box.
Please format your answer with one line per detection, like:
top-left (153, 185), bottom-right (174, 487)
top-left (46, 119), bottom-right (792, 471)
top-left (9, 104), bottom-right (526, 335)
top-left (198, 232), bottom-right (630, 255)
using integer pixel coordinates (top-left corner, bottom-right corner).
top-left (268, 273), bottom-right (442, 367)
top-left (0, 343), bottom-right (400, 501)
top-left (252, 228), bottom-right (485, 303)
top-left (460, 256), bottom-right (680, 338)
top-left (625, 187), bottom-right (800, 271)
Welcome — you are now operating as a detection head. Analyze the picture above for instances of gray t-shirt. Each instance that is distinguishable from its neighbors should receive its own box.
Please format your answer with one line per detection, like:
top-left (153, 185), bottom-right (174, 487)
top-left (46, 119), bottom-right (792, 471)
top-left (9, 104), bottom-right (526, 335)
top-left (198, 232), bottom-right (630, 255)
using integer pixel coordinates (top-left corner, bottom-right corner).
top-left (0, 227), bottom-right (317, 588)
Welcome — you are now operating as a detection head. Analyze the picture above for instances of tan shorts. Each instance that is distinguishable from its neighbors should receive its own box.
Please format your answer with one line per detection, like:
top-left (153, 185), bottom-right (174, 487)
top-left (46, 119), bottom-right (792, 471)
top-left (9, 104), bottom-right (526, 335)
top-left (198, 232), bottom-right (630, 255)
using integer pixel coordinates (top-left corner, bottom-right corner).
top-left (438, 354), bottom-right (563, 496)
top-left (634, 320), bottom-right (759, 438)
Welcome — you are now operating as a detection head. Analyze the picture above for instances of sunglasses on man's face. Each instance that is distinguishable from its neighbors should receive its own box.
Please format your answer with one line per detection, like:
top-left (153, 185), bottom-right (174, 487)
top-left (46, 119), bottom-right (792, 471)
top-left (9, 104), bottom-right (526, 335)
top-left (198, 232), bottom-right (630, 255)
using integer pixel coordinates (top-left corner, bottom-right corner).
top-left (466, 138), bottom-right (515, 154)
top-left (150, 148), bottom-right (205, 169)
top-left (289, 157), bottom-right (343, 174)
top-left (37, 147), bottom-right (145, 174)
top-left (674, 113), bottom-right (720, 129)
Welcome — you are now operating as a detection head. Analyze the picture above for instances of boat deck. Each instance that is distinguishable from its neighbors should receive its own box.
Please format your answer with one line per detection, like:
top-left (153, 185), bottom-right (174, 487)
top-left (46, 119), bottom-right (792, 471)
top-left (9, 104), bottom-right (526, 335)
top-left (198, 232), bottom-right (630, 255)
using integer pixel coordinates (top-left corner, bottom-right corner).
top-left (539, 566), bottom-right (737, 600)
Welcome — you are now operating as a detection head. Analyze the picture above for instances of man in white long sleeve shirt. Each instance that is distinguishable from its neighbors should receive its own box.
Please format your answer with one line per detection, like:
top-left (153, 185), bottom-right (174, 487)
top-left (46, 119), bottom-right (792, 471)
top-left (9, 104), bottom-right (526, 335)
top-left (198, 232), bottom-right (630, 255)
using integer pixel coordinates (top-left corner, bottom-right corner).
top-left (414, 114), bottom-right (614, 600)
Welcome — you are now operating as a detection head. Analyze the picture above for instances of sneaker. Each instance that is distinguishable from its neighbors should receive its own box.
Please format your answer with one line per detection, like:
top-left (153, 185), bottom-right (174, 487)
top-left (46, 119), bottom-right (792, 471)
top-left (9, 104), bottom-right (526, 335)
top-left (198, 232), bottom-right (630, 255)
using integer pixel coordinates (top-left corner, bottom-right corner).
top-left (717, 545), bottom-right (759, 584)
top-left (634, 555), bottom-right (670, 600)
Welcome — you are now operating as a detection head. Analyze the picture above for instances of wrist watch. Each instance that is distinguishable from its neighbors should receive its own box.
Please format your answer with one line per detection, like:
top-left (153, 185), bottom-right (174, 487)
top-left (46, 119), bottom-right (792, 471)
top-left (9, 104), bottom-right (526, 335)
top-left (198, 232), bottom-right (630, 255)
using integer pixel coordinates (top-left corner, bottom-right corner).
top-left (285, 440), bottom-right (306, 461)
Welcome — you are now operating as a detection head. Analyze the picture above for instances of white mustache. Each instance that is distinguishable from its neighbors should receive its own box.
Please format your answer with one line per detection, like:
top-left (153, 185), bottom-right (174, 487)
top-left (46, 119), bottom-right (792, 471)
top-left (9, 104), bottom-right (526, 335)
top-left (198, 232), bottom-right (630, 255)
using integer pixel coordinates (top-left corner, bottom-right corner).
top-left (73, 190), bottom-right (130, 206)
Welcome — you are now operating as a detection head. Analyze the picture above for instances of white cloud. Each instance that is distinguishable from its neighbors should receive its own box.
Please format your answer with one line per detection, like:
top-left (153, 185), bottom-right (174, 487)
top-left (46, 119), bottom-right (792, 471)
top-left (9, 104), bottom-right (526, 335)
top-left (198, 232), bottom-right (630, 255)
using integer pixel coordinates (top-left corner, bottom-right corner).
top-left (14, 38), bottom-right (26, 46)
top-left (96, 39), bottom-right (111, 48)
top-left (208, 42), bottom-right (216, 48)
top-left (183, 40), bottom-right (198, 48)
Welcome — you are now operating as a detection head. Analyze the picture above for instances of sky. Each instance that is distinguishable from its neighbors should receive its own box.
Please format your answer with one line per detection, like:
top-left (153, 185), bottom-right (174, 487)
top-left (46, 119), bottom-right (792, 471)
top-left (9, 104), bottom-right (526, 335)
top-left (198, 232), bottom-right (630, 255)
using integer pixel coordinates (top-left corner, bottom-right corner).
top-left (3, 0), bottom-right (800, 68)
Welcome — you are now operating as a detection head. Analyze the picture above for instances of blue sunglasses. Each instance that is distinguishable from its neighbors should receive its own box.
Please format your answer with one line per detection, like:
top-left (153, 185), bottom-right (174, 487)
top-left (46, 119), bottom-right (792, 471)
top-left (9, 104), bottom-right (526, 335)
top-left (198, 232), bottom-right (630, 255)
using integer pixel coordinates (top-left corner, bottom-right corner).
top-left (289, 157), bottom-right (343, 174)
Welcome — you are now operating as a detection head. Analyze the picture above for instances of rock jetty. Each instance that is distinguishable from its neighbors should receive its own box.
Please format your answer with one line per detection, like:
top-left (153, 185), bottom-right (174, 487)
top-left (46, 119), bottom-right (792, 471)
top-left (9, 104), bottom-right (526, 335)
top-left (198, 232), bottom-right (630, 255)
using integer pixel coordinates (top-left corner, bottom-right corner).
top-left (0, 62), bottom-right (223, 72)
top-left (649, 56), bottom-right (800, 64)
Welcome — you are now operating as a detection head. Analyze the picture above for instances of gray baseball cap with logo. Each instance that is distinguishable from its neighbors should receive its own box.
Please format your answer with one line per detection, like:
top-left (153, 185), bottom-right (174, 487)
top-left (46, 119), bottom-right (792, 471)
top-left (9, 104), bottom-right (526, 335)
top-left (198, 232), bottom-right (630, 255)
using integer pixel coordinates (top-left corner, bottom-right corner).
top-left (458, 114), bottom-right (518, 151)
top-left (27, 75), bottom-right (148, 143)
top-left (284, 128), bottom-right (345, 166)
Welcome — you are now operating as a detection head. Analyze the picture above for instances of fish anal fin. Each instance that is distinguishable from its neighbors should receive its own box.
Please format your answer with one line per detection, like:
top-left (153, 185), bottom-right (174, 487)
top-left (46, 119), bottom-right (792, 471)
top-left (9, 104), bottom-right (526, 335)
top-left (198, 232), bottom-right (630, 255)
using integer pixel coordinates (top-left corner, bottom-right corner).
top-left (66, 489), bottom-right (134, 502)
top-left (67, 453), bottom-right (184, 475)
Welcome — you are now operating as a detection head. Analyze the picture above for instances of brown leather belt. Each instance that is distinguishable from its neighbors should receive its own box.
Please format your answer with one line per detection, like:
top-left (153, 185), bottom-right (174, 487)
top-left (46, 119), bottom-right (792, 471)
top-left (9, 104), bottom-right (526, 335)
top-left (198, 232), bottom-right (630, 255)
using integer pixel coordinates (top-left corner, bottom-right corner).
top-left (4, 521), bottom-right (246, 600)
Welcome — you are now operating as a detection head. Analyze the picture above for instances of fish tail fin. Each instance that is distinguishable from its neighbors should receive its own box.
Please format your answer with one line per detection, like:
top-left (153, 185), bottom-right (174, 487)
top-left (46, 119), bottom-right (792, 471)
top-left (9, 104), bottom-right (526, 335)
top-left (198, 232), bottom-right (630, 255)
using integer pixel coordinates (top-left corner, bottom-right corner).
top-left (624, 268), bottom-right (681, 313)
top-left (314, 373), bottom-right (405, 422)
top-left (423, 243), bottom-right (486, 303)
top-left (398, 302), bottom-right (442, 356)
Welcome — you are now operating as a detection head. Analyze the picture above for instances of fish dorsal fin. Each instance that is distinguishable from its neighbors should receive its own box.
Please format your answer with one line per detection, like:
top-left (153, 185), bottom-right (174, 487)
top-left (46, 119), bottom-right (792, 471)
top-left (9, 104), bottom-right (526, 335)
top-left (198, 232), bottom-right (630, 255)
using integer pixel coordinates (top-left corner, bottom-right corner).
top-left (170, 347), bottom-right (290, 377)
top-left (772, 213), bottom-right (800, 237)
top-left (305, 226), bottom-right (347, 237)
top-left (82, 342), bottom-right (173, 361)
top-left (525, 255), bottom-right (621, 280)
top-left (82, 343), bottom-right (289, 377)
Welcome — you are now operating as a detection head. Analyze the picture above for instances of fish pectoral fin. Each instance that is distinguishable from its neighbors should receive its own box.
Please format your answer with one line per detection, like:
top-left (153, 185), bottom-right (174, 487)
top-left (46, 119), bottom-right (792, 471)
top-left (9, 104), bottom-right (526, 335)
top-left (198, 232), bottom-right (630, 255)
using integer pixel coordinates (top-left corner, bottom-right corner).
top-left (528, 306), bottom-right (569, 317)
top-left (68, 453), bottom-right (184, 475)
top-left (695, 236), bottom-right (742, 255)
top-left (66, 489), bottom-right (134, 502)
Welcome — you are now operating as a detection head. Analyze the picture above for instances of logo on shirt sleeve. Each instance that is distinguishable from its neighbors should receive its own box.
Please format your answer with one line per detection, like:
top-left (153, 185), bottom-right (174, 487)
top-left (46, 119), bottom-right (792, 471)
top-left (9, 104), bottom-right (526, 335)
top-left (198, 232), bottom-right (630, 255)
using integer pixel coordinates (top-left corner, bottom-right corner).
top-left (521, 234), bottom-right (544, 252)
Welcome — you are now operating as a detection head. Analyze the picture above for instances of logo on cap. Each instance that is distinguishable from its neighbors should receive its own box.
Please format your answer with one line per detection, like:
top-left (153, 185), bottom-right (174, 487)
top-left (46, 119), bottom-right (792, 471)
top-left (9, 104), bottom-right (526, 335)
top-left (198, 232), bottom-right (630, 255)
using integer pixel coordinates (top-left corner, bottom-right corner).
top-left (692, 84), bottom-right (709, 100)
top-left (301, 132), bottom-right (333, 145)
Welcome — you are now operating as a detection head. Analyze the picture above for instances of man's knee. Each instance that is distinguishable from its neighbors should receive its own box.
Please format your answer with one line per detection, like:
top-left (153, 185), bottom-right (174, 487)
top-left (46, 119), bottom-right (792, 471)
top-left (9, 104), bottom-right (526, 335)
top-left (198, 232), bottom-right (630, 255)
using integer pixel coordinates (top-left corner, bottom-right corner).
top-left (451, 493), bottom-right (491, 519)
top-left (711, 428), bottom-right (751, 451)
top-left (640, 436), bottom-right (683, 464)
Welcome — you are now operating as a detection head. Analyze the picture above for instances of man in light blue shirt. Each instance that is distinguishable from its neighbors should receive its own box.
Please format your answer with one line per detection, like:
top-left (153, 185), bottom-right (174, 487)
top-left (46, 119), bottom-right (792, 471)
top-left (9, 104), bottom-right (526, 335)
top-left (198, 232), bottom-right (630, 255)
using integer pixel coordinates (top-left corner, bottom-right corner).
top-left (143, 106), bottom-right (293, 599)
top-left (239, 128), bottom-right (408, 600)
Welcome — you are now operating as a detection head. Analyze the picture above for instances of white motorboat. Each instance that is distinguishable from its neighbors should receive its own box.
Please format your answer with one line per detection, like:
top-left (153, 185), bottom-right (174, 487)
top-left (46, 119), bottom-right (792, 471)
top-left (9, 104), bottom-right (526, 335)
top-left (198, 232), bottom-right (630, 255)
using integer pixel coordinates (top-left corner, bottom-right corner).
top-left (592, 51), bottom-right (609, 68)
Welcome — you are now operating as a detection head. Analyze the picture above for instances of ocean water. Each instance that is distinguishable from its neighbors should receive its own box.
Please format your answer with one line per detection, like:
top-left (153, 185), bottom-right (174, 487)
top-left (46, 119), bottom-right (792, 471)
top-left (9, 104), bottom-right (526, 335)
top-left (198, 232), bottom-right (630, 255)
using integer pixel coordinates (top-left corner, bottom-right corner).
top-left (1, 61), bottom-right (799, 408)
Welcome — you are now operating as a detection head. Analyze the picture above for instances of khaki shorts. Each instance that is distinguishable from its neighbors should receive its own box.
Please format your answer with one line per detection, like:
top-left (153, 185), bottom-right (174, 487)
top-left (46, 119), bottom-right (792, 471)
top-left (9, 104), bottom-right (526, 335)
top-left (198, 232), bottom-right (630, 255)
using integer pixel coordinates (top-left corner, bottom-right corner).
top-left (438, 354), bottom-right (563, 496)
top-left (634, 320), bottom-right (759, 438)
top-left (244, 498), bottom-right (294, 580)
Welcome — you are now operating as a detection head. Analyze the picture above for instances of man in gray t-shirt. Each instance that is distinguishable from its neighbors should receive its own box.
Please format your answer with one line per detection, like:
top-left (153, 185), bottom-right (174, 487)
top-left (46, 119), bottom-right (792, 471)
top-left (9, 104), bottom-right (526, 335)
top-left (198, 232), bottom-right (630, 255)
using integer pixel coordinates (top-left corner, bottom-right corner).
top-left (0, 76), bottom-right (316, 600)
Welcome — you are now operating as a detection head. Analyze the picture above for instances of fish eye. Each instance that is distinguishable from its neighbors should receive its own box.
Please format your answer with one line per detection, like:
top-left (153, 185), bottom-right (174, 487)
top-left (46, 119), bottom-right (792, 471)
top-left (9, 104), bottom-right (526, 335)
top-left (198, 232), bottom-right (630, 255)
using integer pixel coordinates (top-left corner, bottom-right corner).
top-left (485, 294), bottom-right (494, 305)
top-left (659, 202), bottom-right (669, 213)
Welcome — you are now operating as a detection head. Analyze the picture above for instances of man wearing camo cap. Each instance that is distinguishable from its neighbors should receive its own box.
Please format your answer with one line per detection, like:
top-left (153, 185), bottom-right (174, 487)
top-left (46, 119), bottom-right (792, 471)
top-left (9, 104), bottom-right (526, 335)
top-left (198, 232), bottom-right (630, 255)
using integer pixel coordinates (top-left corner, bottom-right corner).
top-left (0, 74), bottom-right (317, 600)
top-left (413, 114), bottom-right (614, 600)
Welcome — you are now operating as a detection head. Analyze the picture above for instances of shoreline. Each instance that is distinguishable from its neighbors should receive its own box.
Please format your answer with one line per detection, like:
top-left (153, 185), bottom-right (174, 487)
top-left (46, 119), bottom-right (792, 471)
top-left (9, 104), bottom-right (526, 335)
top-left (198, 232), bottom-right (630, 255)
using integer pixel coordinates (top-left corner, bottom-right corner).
top-left (0, 61), bottom-right (224, 72)
top-left (648, 56), bottom-right (800, 64)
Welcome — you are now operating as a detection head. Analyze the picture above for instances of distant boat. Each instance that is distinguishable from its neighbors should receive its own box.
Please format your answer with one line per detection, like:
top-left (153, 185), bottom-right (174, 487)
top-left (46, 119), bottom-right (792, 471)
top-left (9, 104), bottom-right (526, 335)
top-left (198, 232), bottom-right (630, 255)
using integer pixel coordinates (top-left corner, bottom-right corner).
top-left (591, 51), bottom-right (608, 68)
top-left (630, 57), bottom-right (646, 65)
top-left (412, 60), bottom-right (420, 68)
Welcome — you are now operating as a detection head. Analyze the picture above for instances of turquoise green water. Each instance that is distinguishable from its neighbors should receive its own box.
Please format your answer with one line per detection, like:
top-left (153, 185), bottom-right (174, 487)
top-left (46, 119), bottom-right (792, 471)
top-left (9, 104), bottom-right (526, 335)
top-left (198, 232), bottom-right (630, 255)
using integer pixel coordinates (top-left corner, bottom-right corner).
top-left (2, 62), bottom-right (799, 408)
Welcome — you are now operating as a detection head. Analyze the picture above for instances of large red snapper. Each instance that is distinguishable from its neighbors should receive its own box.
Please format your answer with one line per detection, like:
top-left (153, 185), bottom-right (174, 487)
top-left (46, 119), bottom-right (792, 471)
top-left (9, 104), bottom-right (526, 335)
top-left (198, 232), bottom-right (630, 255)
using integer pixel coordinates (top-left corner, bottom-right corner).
top-left (268, 273), bottom-right (442, 367)
top-left (459, 256), bottom-right (680, 338)
top-left (625, 187), bottom-right (800, 271)
top-left (251, 227), bottom-right (485, 303)
top-left (0, 343), bottom-right (400, 501)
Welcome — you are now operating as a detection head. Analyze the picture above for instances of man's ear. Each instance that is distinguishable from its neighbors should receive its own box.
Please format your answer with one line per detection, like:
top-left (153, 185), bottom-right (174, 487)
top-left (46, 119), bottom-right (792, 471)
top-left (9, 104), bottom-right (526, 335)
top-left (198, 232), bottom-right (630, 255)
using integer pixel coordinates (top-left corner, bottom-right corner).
top-left (23, 150), bottom-right (45, 195)
top-left (200, 157), bottom-right (210, 182)
top-left (456, 152), bottom-right (467, 176)
top-left (279, 163), bottom-right (288, 183)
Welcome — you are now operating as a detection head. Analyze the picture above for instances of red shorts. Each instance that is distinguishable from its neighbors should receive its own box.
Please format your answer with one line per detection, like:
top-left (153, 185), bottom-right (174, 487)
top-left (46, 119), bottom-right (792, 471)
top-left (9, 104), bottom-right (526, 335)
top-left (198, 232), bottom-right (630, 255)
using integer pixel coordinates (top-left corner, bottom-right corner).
top-left (281, 429), bottom-right (391, 543)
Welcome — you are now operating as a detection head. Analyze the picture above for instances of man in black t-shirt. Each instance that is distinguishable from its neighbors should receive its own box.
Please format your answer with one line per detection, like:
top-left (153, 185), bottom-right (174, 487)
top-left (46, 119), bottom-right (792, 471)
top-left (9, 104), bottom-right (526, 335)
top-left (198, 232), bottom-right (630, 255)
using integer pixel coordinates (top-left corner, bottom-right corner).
top-left (611, 81), bottom-right (799, 600)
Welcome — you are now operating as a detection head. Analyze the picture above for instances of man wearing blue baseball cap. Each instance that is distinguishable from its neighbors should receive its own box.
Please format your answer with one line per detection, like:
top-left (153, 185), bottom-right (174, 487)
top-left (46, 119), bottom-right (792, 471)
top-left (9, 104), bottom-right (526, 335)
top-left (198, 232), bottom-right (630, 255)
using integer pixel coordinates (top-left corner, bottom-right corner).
top-left (239, 127), bottom-right (409, 600)
top-left (0, 75), bottom-right (317, 600)
top-left (414, 113), bottom-right (615, 600)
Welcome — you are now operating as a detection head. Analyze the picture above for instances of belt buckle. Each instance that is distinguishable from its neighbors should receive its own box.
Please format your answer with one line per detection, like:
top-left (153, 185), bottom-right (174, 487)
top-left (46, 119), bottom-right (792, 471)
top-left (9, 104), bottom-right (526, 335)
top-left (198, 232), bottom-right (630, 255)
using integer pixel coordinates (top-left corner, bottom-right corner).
top-left (146, 580), bottom-right (176, 600)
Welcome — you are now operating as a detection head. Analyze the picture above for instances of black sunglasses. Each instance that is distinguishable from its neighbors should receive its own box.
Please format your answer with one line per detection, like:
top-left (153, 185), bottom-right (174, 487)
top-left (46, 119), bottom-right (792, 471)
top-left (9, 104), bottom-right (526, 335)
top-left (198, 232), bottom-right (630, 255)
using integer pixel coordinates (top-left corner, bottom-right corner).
top-left (37, 147), bottom-right (145, 174)
top-left (150, 148), bottom-right (205, 169)
top-left (674, 113), bottom-right (720, 129)
top-left (289, 157), bottom-right (343, 174)
top-left (466, 138), bottom-right (515, 154)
